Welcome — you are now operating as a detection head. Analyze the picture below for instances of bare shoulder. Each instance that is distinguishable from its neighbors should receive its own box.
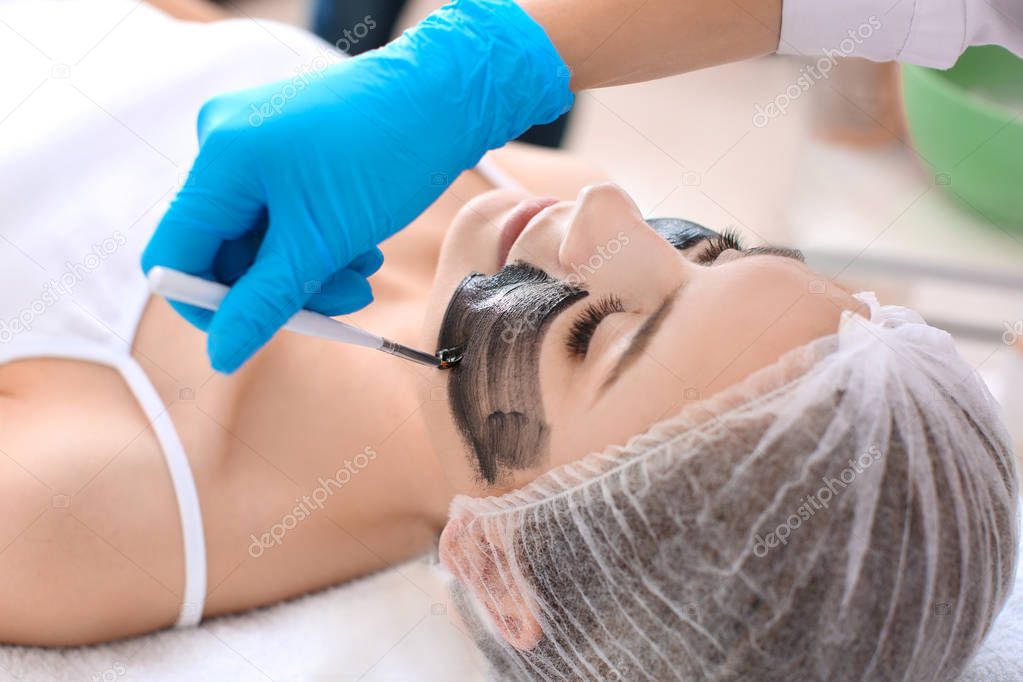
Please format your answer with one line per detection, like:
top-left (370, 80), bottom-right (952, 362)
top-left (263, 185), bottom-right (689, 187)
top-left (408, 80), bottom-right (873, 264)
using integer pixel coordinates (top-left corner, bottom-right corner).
top-left (485, 143), bottom-right (611, 199)
top-left (0, 359), bottom-right (184, 645)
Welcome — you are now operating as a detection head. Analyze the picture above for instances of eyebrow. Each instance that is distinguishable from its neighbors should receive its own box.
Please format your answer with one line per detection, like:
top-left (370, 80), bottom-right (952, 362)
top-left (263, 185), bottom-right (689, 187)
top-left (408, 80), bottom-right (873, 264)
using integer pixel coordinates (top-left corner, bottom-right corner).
top-left (743, 245), bottom-right (806, 262)
top-left (599, 291), bottom-right (678, 393)
top-left (596, 243), bottom-right (804, 393)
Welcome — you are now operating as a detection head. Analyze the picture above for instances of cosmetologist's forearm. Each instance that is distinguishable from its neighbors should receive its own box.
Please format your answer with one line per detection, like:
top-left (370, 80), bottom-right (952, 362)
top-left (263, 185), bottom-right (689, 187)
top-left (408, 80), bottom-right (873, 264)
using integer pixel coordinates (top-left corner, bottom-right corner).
top-left (520, 0), bottom-right (782, 90)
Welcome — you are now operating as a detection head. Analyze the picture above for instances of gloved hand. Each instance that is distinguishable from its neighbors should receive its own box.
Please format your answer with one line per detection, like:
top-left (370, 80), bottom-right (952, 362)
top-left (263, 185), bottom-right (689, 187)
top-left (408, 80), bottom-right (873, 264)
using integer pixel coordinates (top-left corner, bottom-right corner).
top-left (142, 0), bottom-right (572, 373)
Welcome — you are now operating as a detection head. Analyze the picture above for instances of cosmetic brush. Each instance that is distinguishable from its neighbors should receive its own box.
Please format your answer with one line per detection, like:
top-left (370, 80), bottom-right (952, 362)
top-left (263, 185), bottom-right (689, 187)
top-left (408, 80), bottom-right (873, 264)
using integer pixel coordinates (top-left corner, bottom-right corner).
top-left (147, 266), bottom-right (458, 369)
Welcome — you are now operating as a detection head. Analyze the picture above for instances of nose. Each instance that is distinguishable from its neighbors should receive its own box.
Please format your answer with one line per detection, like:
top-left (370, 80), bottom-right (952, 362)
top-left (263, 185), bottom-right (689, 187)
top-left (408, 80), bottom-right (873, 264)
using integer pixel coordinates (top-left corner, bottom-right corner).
top-left (560, 183), bottom-right (682, 294)
top-left (507, 182), bottom-right (683, 294)
top-left (558, 183), bottom-right (644, 270)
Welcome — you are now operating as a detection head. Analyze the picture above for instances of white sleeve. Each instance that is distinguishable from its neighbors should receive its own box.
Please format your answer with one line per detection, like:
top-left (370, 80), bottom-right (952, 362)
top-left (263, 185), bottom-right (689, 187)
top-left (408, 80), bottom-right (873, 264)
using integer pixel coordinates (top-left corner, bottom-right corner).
top-left (778, 0), bottom-right (1023, 69)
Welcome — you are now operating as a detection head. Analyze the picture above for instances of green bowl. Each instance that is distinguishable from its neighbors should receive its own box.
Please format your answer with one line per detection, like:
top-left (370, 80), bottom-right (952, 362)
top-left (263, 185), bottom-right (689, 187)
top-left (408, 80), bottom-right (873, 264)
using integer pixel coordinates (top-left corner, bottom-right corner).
top-left (901, 46), bottom-right (1023, 229)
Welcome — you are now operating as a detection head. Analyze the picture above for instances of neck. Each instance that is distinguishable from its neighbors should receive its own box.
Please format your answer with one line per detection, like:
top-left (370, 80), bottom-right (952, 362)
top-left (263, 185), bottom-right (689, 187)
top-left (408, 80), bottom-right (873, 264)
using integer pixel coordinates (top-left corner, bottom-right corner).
top-left (362, 356), bottom-right (457, 534)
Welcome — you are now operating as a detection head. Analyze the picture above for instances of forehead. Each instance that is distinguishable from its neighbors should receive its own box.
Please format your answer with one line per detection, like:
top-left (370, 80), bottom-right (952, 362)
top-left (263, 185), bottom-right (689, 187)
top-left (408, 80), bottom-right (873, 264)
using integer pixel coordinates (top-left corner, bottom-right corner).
top-left (661, 260), bottom-right (841, 377)
top-left (546, 253), bottom-right (840, 424)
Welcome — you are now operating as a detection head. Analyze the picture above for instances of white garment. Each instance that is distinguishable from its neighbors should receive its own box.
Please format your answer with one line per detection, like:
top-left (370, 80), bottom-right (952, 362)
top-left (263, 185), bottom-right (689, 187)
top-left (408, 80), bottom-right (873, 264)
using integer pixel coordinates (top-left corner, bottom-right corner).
top-left (779, 0), bottom-right (1023, 68)
top-left (0, 0), bottom-right (343, 627)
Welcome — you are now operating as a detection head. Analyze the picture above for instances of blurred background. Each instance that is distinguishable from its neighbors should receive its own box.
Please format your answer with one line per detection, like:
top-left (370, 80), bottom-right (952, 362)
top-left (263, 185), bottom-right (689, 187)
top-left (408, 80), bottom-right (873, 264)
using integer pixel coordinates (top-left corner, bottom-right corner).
top-left (232, 0), bottom-right (1023, 458)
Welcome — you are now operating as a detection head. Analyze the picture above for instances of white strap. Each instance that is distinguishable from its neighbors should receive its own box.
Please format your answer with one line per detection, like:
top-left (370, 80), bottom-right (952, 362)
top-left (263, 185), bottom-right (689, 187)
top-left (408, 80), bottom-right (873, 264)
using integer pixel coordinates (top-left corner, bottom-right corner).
top-left (475, 155), bottom-right (527, 192)
top-left (0, 340), bottom-right (207, 628)
top-left (115, 353), bottom-right (207, 627)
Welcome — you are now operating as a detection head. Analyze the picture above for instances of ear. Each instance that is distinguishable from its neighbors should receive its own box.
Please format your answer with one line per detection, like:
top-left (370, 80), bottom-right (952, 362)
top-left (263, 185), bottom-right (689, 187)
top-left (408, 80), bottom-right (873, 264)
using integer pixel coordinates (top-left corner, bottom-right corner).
top-left (439, 515), bottom-right (542, 651)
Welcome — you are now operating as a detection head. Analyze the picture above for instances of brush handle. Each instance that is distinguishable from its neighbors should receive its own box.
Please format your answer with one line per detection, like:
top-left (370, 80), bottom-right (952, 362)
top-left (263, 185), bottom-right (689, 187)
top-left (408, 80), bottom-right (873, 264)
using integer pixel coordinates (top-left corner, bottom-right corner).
top-left (146, 267), bottom-right (384, 350)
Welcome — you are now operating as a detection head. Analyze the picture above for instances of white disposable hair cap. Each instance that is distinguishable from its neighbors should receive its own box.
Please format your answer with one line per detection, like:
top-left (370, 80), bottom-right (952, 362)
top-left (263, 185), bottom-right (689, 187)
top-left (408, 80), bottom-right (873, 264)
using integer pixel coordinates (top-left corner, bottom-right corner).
top-left (442, 293), bottom-right (1019, 681)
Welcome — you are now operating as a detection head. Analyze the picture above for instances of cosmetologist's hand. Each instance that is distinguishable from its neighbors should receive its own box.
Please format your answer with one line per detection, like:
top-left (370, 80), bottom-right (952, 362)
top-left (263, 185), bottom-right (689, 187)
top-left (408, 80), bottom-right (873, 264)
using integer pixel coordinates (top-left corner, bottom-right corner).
top-left (142, 0), bottom-right (572, 372)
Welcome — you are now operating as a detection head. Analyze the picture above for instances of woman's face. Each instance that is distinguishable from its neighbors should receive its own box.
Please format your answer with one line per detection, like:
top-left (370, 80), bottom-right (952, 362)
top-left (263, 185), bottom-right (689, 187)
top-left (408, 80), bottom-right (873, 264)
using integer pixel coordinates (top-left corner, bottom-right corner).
top-left (420, 183), bottom-right (863, 494)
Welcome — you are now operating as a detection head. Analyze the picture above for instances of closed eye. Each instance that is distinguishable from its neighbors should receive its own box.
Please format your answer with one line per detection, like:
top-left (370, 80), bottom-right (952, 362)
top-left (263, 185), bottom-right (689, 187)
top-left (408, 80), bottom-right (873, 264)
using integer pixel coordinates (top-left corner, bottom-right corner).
top-left (562, 229), bottom-right (803, 362)
top-left (693, 229), bottom-right (804, 265)
top-left (565, 294), bottom-right (625, 357)
top-left (694, 228), bottom-right (744, 264)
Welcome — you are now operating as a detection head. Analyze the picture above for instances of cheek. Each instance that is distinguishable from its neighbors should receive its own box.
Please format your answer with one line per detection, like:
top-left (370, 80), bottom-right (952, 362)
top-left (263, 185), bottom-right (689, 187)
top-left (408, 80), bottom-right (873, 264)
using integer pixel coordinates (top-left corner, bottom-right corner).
top-left (546, 403), bottom-right (650, 468)
top-left (541, 356), bottom-right (691, 470)
top-left (540, 417), bottom-right (636, 478)
top-left (534, 353), bottom-right (615, 472)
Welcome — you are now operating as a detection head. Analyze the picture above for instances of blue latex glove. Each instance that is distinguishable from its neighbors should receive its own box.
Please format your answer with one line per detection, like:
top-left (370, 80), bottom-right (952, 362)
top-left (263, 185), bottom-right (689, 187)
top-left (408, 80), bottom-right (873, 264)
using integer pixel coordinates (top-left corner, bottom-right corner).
top-left (142, 0), bottom-right (572, 373)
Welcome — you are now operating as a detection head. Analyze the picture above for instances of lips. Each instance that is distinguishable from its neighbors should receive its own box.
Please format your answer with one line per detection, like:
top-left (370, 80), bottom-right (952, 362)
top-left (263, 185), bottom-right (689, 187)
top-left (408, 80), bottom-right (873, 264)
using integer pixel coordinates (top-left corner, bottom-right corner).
top-left (496, 196), bottom-right (560, 266)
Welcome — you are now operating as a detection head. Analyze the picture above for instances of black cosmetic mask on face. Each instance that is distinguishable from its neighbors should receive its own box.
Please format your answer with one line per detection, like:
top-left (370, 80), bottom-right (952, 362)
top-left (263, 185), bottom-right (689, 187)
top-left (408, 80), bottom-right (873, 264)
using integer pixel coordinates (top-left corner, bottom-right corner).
top-left (644, 218), bottom-right (718, 249)
top-left (436, 263), bottom-right (587, 484)
top-left (436, 219), bottom-right (715, 485)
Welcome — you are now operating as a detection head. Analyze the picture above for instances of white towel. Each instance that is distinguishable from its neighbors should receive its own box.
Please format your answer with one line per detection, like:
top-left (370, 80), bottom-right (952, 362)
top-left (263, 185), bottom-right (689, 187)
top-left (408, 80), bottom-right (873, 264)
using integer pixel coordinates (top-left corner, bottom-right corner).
top-left (0, 556), bottom-right (486, 682)
top-left (0, 547), bottom-right (1019, 681)
top-left (957, 512), bottom-right (1023, 681)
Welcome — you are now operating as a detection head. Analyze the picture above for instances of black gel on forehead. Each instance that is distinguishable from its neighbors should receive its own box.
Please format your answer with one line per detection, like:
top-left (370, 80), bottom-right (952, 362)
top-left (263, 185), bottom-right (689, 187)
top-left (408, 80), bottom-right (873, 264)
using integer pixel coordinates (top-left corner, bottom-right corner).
top-left (644, 218), bottom-right (719, 250)
top-left (437, 263), bottom-right (587, 484)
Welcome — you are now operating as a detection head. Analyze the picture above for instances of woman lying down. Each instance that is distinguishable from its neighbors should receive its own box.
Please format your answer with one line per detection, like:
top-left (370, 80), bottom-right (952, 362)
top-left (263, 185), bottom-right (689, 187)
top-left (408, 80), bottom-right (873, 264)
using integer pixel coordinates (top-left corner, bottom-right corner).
top-left (1, 0), bottom-right (1018, 679)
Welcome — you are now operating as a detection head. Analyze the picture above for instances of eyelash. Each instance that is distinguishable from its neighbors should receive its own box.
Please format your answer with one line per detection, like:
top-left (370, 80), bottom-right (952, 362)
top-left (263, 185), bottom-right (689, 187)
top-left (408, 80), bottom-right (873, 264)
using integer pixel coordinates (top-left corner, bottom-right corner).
top-left (695, 228), bottom-right (744, 264)
top-left (565, 294), bottom-right (625, 357)
top-left (561, 229), bottom-right (744, 358)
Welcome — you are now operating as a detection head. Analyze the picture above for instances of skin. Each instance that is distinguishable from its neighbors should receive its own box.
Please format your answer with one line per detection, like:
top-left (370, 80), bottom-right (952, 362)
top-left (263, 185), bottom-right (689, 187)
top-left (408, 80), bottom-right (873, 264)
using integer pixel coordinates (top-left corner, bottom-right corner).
top-left (422, 183), bottom-right (864, 499)
top-left (361, 0), bottom-right (782, 91)
top-left (429, 182), bottom-right (866, 647)
top-left (520, 0), bottom-right (783, 90)
top-left (0, 143), bottom-right (860, 646)
top-left (0, 143), bottom-right (606, 646)
top-left (438, 263), bottom-right (587, 484)
top-left (0, 0), bottom-right (851, 646)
